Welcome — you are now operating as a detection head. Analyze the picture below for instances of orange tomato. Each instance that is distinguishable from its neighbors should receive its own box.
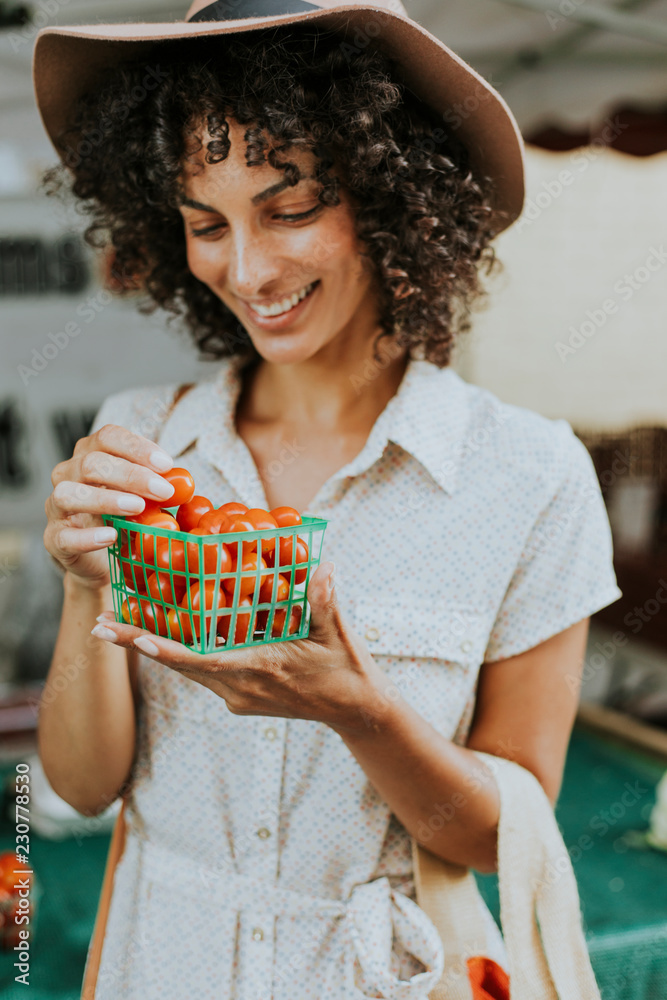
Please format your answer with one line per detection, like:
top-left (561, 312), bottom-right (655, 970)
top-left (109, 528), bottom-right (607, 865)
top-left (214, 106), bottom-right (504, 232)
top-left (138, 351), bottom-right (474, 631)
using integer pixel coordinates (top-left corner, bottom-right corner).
top-left (277, 535), bottom-right (309, 584)
top-left (270, 506), bottom-right (302, 528)
top-left (124, 499), bottom-right (165, 522)
top-left (0, 852), bottom-right (31, 893)
top-left (269, 604), bottom-right (303, 638)
top-left (176, 495), bottom-right (213, 531)
top-left (146, 570), bottom-right (185, 606)
top-left (225, 514), bottom-right (258, 559)
top-left (121, 595), bottom-right (168, 636)
top-left (160, 467), bottom-right (196, 507)
top-left (223, 552), bottom-right (269, 598)
top-left (197, 508), bottom-right (231, 534)
top-left (218, 501), bottom-right (248, 518)
top-left (256, 573), bottom-right (290, 630)
top-left (184, 528), bottom-right (231, 576)
top-left (217, 595), bottom-right (256, 644)
top-left (245, 508), bottom-right (279, 555)
top-left (137, 512), bottom-right (180, 565)
top-left (177, 579), bottom-right (227, 641)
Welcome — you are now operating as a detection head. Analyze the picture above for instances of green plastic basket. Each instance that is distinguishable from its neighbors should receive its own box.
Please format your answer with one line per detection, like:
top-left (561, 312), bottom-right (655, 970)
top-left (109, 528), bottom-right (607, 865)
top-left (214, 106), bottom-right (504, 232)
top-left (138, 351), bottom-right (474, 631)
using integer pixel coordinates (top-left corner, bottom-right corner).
top-left (101, 512), bottom-right (328, 654)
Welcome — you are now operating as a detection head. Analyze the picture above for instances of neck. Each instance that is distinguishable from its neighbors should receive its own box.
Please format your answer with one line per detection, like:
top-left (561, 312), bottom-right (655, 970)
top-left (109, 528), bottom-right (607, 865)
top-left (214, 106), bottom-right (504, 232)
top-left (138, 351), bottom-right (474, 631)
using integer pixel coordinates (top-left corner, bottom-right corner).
top-left (239, 335), bottom-right (411, 431)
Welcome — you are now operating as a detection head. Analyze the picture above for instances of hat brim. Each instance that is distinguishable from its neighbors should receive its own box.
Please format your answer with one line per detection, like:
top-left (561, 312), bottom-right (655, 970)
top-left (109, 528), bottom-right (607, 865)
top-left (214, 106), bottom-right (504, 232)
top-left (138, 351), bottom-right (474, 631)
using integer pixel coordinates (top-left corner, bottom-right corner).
top-left (32, 6), bottom-right (525, 234)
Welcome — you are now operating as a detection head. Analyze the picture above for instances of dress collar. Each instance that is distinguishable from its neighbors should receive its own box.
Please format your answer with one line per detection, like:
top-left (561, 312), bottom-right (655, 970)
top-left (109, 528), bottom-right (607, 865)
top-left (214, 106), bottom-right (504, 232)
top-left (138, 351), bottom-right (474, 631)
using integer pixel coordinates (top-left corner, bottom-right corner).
top-left (158, 352), bottom-right (471, 501)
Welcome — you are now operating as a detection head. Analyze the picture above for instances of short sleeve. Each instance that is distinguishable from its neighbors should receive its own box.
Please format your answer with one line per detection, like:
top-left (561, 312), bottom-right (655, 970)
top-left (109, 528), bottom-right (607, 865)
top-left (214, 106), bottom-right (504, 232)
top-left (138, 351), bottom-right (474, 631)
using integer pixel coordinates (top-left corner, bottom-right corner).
top-left (484, 422), bottom-right (623, 663)
top-left (87, 384), bottom-right (179, 443)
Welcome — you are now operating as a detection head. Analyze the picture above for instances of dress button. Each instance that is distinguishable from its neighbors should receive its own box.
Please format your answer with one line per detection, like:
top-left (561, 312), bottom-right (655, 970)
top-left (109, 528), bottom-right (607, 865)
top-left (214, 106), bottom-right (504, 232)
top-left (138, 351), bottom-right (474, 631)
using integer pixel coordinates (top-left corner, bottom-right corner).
top-left (460, 640), bottom-right (473, 654)
top-left (365, 627), bottom-right (380, 642)
top-left (257, 827), bottom-right (272, 839)
top-left (251, 927), bottom-right (264, 941)
top-left (264, 726), bottom-right (278, 741)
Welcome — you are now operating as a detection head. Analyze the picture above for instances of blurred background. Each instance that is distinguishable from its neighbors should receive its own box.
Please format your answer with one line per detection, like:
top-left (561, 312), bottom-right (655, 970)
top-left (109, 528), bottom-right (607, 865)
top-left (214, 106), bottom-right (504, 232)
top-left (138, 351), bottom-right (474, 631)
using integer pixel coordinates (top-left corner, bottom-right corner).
top-left (0, 0), bottom-right (666, 997)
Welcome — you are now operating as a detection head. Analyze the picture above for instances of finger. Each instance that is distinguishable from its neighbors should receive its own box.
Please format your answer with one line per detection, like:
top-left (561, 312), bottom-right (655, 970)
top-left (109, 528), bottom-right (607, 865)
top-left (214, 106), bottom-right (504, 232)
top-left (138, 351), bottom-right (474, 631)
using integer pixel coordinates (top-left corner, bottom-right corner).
top-left (46, 521), bottom-right (118, 560)
top-left (48, 481), bottom-right (151, 519)
top-left (86, 619), bottom-right (235, 675)
top-left (75, 450), bottom-right (177, 504)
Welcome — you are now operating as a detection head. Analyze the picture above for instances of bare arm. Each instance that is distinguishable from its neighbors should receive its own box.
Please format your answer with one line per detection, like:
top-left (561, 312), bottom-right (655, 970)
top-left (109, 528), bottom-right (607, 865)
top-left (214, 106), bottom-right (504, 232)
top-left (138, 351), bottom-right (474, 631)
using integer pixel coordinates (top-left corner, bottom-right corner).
top-left (39, 421), bottom-right (175, 815)
top-left (332, 617), bottom-right (590, 873)
top-left (37, 575), bottom-right (139, 816)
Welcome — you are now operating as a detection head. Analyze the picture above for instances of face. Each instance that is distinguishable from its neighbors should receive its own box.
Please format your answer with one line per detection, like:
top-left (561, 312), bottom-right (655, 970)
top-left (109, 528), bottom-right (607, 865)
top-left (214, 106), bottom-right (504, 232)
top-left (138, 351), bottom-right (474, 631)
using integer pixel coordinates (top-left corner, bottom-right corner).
top-left (179, 119), bottom-right (380, 366)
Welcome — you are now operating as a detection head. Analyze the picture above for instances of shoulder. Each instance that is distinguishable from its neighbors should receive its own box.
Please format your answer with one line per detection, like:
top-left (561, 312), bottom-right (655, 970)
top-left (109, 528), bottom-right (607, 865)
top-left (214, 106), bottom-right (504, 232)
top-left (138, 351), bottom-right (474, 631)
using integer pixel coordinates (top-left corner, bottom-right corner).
top-left (448, 371), bottom-right (593, 496)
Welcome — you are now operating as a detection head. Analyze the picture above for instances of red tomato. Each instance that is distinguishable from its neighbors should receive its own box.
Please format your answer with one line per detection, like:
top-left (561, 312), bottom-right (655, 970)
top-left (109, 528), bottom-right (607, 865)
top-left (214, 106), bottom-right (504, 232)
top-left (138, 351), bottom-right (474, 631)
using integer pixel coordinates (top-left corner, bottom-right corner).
top-left (184, 528), bottom-right (231, 576)
top-left (217, 595), bottom-right (256, 644)
top-left (166, 607), bottom-right (196, 643)
top-left (218, 501), bottom-right (248, 518)
top-left (176, 495), bottom-right (213, 532)
top-left (124, 499), bottom-right (164, 522)
top-left (256, 573), bottom-right (290, 630)
top-left (119, 554), bottom-right (150, 595)
top-left (159, 467), bottom-right (195, 507)
top-left (277, 535), bottom-right (309, 584)
top-left (270, 506), bottom-right (302, 528)
top-left (245, 508), bottom-right (279, 555)
top-left (137, 512), bottom-right (179, 564)
top-left (177, 580), bottom-right (227, 641)
top-left (225, 514), bottom-right (258, 559)
top-left (153, 537), bottom-right (187, 583)
top-left (270, 604), bottom-right (303, 638)
top-left (223, 552), bottom-right (269, 598)
top-left (197, 508), bottom-right (231, 534)
top-left (258, 572), bottom-right (290, 604)
top-left (121, 595), bottom-right (168, 636)
top-left (146, 570), bottom-right (185, 606)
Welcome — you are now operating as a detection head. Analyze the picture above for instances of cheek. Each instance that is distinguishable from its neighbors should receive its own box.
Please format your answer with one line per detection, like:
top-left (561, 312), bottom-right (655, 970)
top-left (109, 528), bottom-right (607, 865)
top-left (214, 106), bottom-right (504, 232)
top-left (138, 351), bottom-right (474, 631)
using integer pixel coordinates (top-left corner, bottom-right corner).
top-left (185, 238), bottom-right (223, 282)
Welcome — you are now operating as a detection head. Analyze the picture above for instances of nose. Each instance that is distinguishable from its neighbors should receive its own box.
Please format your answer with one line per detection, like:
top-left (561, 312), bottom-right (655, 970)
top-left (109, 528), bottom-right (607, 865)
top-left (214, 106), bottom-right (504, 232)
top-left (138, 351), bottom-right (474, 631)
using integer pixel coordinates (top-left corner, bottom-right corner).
top-left (226, 227), bottom-right (283, 301)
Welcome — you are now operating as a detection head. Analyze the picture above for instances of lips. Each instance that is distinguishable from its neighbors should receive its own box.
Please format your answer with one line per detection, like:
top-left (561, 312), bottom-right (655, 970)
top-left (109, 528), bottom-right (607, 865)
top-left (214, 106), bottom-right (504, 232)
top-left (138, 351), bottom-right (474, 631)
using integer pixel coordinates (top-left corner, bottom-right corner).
top-left (248, 281), bottom-right (316, 318)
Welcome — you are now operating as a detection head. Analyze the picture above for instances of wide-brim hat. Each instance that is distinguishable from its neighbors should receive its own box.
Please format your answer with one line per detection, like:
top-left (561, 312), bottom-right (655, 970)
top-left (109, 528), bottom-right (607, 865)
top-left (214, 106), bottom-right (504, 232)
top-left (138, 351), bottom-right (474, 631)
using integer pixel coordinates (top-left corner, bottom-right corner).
top-left (33, 0), bottom-right (526, 234)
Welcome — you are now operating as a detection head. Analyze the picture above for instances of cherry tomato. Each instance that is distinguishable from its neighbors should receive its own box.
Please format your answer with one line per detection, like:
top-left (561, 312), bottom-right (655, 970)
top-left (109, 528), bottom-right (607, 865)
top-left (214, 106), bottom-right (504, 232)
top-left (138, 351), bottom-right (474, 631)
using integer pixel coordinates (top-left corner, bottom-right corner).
top-left (270, 506), bottom-right (302, 528)
top-left (146, 570), bottom-right (186, 607)
top-left (153, 537), bottom-right (187, 585)
top-left (137, 512), bottom-right (179, 564)
top-left (245, 508), bottom-right (279, 555)
top-left (176, 495), bottom-right (214, 532)
top-left (270, 604), bottom-right (303, 638)
top-left (223, 552), bottom-right (269, 598)
top-left (177, 580), bottom-right (227, 641)
top-left (119, 551), bottom-right (150, 595)
top-left (197, 508), bottom-right (231, 534)
top-left (184, 528), bottom-right (232, 576)
top-left (166, 607), bottom-right (197, 643)
top-left (124, 499), bottom-right (165, 522)
top-left (217, 595), bottom-right (256, 644)
top-left (225, 514), bottom-right (258, 559)
top-left (256, 573), bottom-right (290, 630)
top-left (159, 467), bottom-right (195, 507)
top-left (218, 501), bottom-right (248, 518)
top-left (277, 535), bottom-right (309, 584)
top-left (121, 595), bottom-right (168, 636)
top-left (258, 572), bottom-right (290, 604)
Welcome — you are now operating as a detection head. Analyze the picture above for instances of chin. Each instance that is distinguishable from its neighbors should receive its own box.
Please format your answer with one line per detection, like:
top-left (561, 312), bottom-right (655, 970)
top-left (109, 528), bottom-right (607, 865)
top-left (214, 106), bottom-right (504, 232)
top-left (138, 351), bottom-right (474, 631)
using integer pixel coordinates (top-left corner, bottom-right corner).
top-left (246, 328), bottom-right (330, 366)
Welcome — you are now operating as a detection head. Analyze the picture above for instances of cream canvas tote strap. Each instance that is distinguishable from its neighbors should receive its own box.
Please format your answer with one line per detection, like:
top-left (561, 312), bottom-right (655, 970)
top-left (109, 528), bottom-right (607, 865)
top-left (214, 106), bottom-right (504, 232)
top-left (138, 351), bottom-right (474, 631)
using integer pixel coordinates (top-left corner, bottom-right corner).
top-left (413, 751), bottom-right (601, 1000)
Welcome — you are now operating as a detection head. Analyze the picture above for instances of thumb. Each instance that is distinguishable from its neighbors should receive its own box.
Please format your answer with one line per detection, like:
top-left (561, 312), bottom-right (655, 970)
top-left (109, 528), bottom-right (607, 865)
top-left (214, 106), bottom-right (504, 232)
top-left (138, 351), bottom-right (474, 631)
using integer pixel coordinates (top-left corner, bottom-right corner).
top-left (306, 561), bottom-right (337, 635)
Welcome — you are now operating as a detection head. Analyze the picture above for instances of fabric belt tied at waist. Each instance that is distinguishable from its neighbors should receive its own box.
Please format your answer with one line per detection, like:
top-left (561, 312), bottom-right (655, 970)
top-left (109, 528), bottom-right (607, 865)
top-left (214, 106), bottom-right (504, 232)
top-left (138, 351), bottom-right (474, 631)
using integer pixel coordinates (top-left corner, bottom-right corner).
top-left (139, 836), bottom-right (445, 999)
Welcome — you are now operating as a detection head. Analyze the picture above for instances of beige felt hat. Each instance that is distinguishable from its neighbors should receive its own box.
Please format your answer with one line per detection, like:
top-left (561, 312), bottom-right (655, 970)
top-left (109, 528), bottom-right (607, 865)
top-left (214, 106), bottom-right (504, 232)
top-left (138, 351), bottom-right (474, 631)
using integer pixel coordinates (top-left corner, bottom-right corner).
top-left (33, 0), bottom-right (526, 234)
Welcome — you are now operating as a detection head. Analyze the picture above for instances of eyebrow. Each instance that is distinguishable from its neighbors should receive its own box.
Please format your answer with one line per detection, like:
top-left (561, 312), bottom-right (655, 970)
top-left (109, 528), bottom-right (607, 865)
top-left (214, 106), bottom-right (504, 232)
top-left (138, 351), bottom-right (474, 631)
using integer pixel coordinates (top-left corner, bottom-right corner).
top-left (180, 176), bottom-right (309, 214)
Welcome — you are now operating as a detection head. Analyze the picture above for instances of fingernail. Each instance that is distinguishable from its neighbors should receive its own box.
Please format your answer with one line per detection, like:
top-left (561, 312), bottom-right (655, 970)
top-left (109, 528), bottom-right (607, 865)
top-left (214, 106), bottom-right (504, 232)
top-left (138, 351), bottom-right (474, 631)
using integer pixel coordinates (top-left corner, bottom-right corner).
top-left (324, 562), bottom-right (335, 595)
top-left (117, 494), bottom-right (145, 512)
top-left (91, 625), bottom-right (118, 642)
top-left (94, 528), bottom-right (117, 544)
top-left (134, 636), bottom-right (159, 656)
top-left (148, 476), bottom-right (175, 500)
top-left (96, 614), bottom-right (114, 623)
top-left (150, 451), bottom-right (174, 473)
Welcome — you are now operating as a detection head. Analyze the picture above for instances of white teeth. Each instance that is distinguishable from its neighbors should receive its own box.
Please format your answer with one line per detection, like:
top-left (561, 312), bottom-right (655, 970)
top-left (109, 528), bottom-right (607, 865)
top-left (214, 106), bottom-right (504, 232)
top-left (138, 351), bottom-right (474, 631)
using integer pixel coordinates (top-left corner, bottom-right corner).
top-left (251, 282), bottom-right (314, 318)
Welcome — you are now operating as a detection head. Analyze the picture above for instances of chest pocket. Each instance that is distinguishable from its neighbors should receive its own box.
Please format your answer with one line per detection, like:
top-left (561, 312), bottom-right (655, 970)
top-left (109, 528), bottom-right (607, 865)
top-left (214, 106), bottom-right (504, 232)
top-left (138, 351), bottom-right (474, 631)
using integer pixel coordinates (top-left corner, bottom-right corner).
top-left (351, 597), bottom-right (489, 669)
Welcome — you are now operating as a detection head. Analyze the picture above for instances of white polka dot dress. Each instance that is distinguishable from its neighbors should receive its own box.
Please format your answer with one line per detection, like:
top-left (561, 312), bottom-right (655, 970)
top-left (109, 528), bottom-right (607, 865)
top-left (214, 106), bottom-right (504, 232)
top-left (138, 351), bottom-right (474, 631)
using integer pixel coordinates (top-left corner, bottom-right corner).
top-left (86, 352), bottom-right (622, 999)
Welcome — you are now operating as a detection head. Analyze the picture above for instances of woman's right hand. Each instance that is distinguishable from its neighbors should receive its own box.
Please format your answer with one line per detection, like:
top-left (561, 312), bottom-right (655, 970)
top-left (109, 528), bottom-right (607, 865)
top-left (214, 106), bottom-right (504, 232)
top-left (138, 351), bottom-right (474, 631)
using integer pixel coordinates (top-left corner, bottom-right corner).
top-left (44, 424), bottom-right (176, 591)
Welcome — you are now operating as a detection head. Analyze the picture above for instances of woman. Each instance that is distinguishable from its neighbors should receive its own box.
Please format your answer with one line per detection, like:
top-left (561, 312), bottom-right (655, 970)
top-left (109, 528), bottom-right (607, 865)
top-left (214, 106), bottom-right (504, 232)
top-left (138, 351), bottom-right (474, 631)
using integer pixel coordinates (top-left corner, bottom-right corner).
top-left (36, 2), bottom-right (621, 998)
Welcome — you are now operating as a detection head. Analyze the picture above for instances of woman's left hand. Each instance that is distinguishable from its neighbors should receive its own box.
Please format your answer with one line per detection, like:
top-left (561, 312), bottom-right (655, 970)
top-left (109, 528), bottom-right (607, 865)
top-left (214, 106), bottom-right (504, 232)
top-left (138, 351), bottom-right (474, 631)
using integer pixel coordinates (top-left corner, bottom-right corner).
top-left (90, 562), bottom-right (387, 737)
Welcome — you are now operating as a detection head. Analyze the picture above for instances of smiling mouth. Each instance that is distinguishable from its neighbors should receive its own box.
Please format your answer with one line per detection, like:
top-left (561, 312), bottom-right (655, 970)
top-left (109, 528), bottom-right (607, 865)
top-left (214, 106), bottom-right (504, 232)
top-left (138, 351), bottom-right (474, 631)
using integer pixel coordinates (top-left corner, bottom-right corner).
top-left (247, 281), bottom-right (318, 319)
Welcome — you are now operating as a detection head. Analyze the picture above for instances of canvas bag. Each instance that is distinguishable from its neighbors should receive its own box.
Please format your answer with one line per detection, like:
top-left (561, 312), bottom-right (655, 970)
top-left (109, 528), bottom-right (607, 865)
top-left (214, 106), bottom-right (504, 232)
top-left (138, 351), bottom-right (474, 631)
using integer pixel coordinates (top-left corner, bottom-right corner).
top-left (412, 749), bottom-right (601, 1000)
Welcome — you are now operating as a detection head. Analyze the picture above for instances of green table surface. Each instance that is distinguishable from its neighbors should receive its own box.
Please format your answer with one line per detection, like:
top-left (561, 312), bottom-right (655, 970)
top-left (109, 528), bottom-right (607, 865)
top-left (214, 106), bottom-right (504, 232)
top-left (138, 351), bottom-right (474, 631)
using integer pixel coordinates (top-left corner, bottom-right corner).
top-left (0, 726), bottom-right (666, 999)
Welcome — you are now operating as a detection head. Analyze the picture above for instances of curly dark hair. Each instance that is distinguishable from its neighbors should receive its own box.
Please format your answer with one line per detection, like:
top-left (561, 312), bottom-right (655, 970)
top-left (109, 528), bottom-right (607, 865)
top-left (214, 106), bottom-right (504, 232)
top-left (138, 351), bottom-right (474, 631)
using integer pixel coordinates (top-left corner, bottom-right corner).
top-left (44, 24), bottom-right (503, 367)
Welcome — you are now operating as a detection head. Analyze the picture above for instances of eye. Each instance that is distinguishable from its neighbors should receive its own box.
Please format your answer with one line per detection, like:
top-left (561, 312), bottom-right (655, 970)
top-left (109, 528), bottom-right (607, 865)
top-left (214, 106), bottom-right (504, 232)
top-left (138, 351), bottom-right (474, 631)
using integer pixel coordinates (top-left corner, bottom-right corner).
top-left (190, 223), bottom-right (224, 238)
top-left (274, 206), bottom-right (322, 222)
